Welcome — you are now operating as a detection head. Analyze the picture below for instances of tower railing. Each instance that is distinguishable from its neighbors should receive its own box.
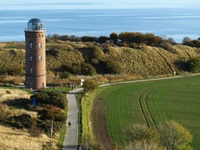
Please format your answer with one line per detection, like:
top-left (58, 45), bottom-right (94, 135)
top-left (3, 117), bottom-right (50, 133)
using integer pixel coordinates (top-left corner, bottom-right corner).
top-left (24, 28), bottom-right (46, 32)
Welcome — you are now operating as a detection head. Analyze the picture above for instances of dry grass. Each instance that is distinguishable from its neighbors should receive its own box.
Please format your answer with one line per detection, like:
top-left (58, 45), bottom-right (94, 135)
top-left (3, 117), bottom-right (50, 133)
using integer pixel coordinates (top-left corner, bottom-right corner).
top-left (0, 88), bottom-right (57, 149)
top-left (0, 88), bottom-right (37, 117)
top-left (0, 89), bottom-right (33, 117)
top-left (0, 125), bottom-right (54, 150)
top-left (0, 89), bottom-right (30, 101)
top-left (0, 76), bottom-right (25, 85)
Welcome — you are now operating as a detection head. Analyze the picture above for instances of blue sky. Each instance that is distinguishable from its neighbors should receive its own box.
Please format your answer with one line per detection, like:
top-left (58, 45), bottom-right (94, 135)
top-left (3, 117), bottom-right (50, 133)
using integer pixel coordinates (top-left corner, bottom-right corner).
top-left (0, 0), bottom-right (200, 10)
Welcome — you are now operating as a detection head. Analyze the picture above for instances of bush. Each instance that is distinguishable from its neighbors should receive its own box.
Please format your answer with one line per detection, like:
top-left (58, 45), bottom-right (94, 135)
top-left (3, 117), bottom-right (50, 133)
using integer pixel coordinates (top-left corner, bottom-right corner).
top-left (60, 71), bottom-right (71, 79)
top-left (186, 57), bottom-right (200, 72)
top-left (82, 79), bottom-right (98, 92)
top-left (28, 125), bottom-right (42, 137)
top-left (38, 105), bottom-right (66, 122)
top-left (5, 114), bottom-right (36, 129)
top-left (37, 118), bottom-right (64, 133)
top-left (31, 91), bottom-right (67, 109)
top-left (105, 61), bottom-right (122, 74)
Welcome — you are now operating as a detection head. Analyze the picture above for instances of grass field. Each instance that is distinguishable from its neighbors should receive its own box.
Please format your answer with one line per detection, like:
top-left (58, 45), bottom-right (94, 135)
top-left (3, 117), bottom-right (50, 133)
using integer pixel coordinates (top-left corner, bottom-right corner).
top-left (92, 75), bottom-right (200, 149)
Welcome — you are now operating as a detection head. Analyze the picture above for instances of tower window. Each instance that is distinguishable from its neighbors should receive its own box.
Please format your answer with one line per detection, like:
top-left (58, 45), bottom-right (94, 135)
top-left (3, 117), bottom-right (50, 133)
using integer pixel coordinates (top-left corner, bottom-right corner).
top-left (30, 43), bottom-right (33, 48)
top-left (30, 68), bottom-right (33, 73)
top-left (39, 43), bottom-right (42, 48)
top-left (30, 56), bottom-right (33, 61)
top-left (38, 56), bottom-right (42, 61)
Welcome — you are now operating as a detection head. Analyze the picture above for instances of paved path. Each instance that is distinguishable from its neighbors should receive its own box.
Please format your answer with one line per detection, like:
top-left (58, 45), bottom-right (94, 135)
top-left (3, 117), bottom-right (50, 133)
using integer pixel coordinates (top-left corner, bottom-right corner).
top-left (62, 88), bottom-right (83, 150)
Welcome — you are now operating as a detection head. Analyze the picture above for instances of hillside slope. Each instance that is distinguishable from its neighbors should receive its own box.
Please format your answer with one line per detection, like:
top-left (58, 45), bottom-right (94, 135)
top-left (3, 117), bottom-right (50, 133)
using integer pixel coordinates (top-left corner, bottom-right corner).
top-left (0, 41), bottom-right (200, 81)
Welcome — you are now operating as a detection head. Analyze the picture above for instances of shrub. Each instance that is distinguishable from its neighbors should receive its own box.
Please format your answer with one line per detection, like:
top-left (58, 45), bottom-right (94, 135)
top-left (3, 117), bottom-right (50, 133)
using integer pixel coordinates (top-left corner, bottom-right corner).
top-left (5, 114), bottom-right (36, 129)
top-left (28, 125), bottom-right (42, 137)
top-left (105, 61), bottom-right (122, 74)
top-left (6, 90), bottom-right (11, 94)
top-left (31, 91), bottom-right (67, 109)
top-left (60, 71), bottom-right (71, 79)
top-left (110, 32), bottom-right (118, 44)
top-left (38, 105), bottom-right (66, 122)
top-left (158, 120), bottom-right (193, 150)
top-left (186, 57), bottom-right (200, 72)
top-left (82, 79), bottom-right (98, 92)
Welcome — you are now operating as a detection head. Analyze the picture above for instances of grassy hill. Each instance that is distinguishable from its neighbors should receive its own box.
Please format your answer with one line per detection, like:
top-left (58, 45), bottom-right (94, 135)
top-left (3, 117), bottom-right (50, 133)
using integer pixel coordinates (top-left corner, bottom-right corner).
top-left (0, 41), bottom-right (200, 85)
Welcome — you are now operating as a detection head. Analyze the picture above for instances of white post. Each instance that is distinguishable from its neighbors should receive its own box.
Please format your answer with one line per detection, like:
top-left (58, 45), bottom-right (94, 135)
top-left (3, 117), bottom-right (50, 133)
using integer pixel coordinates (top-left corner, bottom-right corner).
top-left (50, 120), bottom-right (53, 138)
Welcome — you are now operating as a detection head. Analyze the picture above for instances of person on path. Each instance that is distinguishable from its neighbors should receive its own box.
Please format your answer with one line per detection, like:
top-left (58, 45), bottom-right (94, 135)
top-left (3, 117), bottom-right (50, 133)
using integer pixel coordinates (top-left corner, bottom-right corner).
top-left (68, 121), bottom-right (71, 127)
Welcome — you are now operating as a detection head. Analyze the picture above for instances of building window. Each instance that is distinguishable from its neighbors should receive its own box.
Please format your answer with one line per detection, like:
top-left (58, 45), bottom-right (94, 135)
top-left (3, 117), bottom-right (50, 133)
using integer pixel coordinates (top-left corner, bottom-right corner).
top-left (38, 56), bottom-right (42, 61)
top-left (39, 43), bottom-right (42, 48)
top-left (30, 56), bottom-right (33, 61)
top-left (30, 68), bottom-right (33, 73)
top-left (30, 43), bottom-right (33, 49)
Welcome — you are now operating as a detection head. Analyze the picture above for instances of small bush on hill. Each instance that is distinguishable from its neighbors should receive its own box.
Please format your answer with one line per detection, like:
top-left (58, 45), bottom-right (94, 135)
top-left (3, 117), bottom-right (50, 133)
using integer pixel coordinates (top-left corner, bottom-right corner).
top-left (38, 105), bottom-right (66, 122)
top-left (186, 57), bottom-right (200, 72)
top-left (31, 91), bottom-right (67, 109)
top-left (5, 114), bottom-right (36, 129)
top-left (83, 79), bottom-right (98, 92)
top-left (28, 125), bottom-right (42, 137)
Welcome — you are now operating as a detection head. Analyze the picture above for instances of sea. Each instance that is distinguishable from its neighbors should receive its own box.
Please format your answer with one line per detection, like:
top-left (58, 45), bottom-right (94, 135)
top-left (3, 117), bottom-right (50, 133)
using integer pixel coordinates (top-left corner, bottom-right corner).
top-left (0, 8), bottom-right (200, 43)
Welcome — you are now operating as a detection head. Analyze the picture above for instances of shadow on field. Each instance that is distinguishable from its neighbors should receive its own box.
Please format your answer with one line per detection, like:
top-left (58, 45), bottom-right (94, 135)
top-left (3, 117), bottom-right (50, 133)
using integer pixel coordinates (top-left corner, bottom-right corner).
top-left (2, 98), bottom-right (31, 110)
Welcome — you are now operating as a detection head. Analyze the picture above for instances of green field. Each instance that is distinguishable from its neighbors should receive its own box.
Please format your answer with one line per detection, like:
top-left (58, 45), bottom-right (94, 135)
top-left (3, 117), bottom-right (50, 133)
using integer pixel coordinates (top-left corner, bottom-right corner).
top-left (94, 75), bottom-right (200, 149)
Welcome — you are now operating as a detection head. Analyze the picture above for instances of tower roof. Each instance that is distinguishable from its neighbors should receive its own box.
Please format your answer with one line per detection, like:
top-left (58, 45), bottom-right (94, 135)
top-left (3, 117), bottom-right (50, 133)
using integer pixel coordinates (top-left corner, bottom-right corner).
top-left (26, 18), bottom-right (45, 31)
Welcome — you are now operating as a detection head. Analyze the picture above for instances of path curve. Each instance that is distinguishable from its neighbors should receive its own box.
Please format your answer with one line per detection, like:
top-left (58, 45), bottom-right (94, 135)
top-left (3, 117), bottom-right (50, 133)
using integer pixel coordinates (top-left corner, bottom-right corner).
top-left (62, 88), bottom-right (83, 150)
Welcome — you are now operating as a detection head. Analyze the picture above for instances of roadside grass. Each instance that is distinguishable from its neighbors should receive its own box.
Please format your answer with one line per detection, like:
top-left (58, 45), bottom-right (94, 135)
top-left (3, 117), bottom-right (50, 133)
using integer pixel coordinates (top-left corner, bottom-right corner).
top-left (56, 122), bottom-right (67, 150)
top-left (76, 92), bottom-right (84, 145)
top-left (81, 90), bottom-right (99, 146)
top-left (93, 75), bottom-right (200, 149)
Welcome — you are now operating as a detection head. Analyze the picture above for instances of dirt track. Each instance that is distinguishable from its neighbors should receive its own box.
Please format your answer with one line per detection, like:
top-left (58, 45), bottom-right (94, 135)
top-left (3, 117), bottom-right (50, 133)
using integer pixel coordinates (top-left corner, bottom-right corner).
top-left (92, 97), bottom-right (114, 150)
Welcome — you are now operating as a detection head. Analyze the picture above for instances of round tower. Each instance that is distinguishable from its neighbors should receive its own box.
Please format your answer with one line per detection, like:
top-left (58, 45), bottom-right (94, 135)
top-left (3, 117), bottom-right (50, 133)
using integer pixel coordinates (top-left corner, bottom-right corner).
top-left (25, 18), bottom-right (46, 89)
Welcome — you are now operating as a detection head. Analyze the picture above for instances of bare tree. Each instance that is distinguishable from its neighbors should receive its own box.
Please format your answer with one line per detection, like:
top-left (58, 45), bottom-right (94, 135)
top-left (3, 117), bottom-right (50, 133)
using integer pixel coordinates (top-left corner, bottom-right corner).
top-left (158, 120), bottom-right (193, 150)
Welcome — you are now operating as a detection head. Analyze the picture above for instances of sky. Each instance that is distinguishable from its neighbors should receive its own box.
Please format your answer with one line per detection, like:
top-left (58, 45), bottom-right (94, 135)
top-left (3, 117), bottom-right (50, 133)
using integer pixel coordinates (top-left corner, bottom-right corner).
top-left (0, 0), bottom-right (200, 10)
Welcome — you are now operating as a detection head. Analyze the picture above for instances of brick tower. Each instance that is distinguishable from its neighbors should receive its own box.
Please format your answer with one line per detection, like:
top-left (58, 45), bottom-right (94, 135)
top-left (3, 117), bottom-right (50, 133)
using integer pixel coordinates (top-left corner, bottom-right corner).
top-left (25, 18), bottom-right (46, 89)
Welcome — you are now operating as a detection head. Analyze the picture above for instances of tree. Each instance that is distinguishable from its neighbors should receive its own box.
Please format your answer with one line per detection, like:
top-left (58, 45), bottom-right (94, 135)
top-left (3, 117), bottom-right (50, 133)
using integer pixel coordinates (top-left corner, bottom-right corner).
top-left (81, 36), bottom-right (97, 42)
top-left (38, 105), bottom-right (66, 122)
top-left (81, 63), bottom-right (97, 75)
top-left (105, 61), bottom-right (122, 74)
top-left (124, 124), bottom-right (159, 143)
top-left (124, 140), bottom-right (164, 150)
top-left (82, 79), bottom-right (98, 92)
top-left (119, 32), bottom-right (128, 42)
top-left (182, 37), bottom-right (192, 45)
top-left (98, 36), bottom-right (108, 43)
top-left (110, 32), bottom-right (118, 43)
top-left (124, 124), bottom-right (162, 150)
top-left (186, 57), bottom-right (200, 72)
top-left (158, 120), bottom-right (193, 150)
